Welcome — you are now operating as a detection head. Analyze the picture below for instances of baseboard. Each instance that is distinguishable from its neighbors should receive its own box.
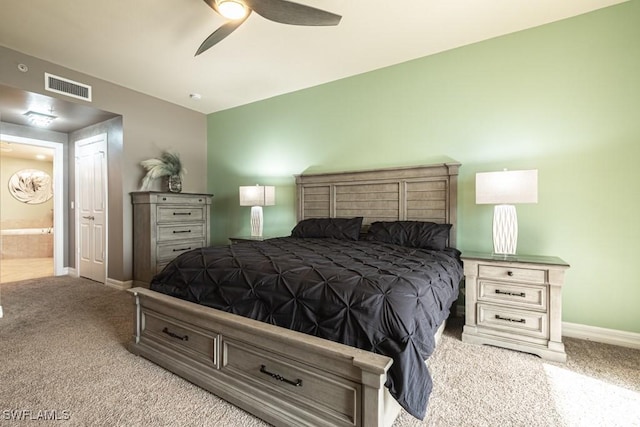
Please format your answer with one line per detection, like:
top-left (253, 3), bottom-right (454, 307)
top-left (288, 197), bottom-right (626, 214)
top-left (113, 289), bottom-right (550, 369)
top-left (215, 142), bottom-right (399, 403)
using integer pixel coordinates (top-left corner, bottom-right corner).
top-left (106, 278), bottom-right (133, 290)
top-left (67, 267), bottom-right (78, 278)
top-left (562, 322), bottom-right (640, 350)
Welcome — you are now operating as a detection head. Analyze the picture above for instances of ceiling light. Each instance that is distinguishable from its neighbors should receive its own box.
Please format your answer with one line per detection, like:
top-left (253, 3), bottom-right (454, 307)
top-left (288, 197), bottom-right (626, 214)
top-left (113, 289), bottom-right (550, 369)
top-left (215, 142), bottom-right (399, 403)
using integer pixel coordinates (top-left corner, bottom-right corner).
top-left (36, 154), bottom-right (47, 160)
top-left (217, 0), bottom-right (247, 20)
top-left (24, 111), bottom-right (57, 127)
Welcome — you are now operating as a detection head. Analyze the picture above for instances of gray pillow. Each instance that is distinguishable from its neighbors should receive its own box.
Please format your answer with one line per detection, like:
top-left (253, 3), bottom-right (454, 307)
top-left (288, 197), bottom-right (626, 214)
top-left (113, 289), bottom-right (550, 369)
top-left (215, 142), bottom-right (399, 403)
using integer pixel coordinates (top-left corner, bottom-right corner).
top-left (365, 221), bottom-right (452, 250)
top-left (291, 217), bottom-right (363, 241)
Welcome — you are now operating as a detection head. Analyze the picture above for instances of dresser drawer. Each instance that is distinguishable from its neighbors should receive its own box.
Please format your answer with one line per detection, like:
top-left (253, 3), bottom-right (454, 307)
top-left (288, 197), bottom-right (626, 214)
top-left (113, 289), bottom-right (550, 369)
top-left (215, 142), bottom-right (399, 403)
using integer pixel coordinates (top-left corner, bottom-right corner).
top-left (156, 195), bottom-right (210, 205)
top-left (222, 338), bottom-right (360, 426)
top-left (478, 265), bottom-right (546, 284)
top-left (477, 304), bottom-right (548, 340)
top-left (157, 224), bottom-right (206, 242)
top-left (478, 281), bottom-right (547, 311)
top-left (157, 206), bottom-right (205, 223)
top-left (141, 310), bottom-right (220, 369)
top-left (157, 240), bottom-right (205, 261)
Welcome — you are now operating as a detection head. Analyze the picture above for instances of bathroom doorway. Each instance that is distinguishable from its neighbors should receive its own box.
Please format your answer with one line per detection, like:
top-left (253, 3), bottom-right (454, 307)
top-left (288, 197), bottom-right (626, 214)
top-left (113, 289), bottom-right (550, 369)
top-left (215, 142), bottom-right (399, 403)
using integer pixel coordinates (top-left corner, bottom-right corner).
top-left (0, 134), bottom-right (64, 283)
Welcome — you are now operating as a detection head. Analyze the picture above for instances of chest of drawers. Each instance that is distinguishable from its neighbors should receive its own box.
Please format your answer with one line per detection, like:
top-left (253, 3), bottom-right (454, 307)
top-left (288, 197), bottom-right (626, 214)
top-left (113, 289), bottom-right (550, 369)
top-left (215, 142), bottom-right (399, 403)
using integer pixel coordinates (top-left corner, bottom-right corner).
top-left (461, 252), bottom-right (569, 362)
top-left (132, 192), bottom-right (212, 287)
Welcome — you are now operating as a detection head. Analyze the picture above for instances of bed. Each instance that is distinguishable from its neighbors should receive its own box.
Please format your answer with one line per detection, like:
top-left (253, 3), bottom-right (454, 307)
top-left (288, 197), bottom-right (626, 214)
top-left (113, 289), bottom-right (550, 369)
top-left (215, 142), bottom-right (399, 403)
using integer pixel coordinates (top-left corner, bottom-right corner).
top-left (128, 162), bottom-right (461, 427)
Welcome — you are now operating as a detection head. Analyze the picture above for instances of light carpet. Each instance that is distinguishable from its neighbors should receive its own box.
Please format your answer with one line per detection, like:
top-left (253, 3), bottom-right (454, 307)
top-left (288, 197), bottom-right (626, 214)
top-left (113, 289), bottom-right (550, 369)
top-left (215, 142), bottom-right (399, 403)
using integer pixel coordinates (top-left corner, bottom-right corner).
top-left (0, 276), bottom-right (638, 426)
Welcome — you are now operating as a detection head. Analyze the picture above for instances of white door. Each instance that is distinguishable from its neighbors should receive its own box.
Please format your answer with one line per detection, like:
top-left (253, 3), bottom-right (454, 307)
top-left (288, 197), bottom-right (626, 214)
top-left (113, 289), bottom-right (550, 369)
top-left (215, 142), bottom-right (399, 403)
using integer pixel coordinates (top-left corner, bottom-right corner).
top-left (76, 135), bottom-right (107, 283)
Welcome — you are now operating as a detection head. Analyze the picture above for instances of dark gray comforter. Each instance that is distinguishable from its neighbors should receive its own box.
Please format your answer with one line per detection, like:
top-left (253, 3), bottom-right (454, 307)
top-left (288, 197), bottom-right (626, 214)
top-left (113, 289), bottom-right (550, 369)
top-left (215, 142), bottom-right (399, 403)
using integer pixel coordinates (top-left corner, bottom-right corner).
top-left (150, 237), bottom-right (462, 419)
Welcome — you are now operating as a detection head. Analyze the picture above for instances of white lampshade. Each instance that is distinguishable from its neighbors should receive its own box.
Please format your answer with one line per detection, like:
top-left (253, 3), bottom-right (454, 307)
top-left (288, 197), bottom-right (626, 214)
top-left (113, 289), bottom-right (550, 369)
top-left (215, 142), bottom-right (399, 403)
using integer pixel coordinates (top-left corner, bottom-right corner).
top-left (239, 185), bottom-right (275, 207)
top-left (476, 169), bottom-right (538, 256)
top-left (476, 170), bottom-right (538, 205)
top-left (239, 185), bottom-right (275, 237)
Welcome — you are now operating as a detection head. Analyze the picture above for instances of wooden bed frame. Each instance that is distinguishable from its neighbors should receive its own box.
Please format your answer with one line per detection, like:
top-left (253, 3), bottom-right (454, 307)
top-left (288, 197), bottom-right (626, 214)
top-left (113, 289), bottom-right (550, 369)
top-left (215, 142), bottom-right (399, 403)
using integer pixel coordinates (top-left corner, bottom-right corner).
top-left (128, 162), bottom-right (460, 427)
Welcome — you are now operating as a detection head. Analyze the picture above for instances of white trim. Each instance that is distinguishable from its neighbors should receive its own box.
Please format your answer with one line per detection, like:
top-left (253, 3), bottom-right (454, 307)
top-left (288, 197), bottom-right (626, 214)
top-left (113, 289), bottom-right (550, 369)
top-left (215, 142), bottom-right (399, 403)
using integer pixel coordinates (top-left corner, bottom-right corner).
top-left (106, 278), bottom-right (132, 290)
top-left (67, 267), bottom-right (78, 278)
top-left (0, 133), bottom-right (64, 276)
top-left (563, 322), bottom-right (640, 350)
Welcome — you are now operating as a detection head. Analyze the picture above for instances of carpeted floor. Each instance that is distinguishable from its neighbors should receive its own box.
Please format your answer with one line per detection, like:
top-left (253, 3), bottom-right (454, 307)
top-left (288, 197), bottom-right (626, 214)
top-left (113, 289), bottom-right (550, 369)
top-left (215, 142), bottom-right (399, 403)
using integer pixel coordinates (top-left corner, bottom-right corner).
top-left (0, 276), bottom-right (638, 426)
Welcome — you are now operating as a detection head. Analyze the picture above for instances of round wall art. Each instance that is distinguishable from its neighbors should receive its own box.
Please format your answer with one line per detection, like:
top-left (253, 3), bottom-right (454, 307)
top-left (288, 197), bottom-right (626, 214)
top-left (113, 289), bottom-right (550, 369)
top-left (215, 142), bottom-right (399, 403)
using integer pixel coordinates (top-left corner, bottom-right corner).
top-left (8, 169), bottom-right (53, 204)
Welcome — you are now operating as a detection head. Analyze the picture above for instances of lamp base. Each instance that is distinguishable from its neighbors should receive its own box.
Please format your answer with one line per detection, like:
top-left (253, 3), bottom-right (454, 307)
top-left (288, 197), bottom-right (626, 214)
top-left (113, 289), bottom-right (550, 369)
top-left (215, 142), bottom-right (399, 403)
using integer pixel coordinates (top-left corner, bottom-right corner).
top-left (250, 206), bottom-right (263, 237)
top-left (493, 204), bottom-right (518, 255)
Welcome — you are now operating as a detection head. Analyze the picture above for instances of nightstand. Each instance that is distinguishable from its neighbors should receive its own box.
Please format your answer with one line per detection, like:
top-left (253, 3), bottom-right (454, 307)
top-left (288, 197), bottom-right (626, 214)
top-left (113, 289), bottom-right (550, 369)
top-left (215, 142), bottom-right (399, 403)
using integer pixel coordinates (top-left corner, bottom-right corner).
top-left (461, 252), bottom-right (569, 362)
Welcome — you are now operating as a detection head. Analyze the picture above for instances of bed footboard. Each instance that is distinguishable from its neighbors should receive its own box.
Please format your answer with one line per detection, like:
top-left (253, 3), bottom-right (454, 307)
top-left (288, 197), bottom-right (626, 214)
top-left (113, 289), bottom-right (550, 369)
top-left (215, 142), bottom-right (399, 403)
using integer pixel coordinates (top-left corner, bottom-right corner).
top-left (128, 287), bottom-right (400, 427)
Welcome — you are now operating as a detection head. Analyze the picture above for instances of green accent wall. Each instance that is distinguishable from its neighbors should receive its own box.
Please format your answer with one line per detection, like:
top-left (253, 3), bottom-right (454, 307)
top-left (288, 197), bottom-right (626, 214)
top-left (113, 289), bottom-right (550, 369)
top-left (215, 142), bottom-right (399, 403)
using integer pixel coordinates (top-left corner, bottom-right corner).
top-left (208, 2), bottom-right (640, 334)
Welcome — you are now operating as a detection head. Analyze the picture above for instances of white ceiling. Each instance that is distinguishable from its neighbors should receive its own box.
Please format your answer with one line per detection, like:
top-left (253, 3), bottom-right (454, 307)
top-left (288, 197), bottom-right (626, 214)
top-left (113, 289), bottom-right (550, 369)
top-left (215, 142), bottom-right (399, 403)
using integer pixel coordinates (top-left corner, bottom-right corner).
top-left (0, 140), bottom-right (54, 161)
top-left (0, 0), bottom-right (627, 115)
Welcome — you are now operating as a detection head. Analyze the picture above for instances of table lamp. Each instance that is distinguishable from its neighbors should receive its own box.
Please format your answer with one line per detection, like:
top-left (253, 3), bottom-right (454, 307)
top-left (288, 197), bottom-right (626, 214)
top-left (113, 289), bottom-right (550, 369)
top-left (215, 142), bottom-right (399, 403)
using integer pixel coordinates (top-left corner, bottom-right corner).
top-left (239, 185), bottom-right (275, 237)
top-left (476, 169), bottom-right (538, 255)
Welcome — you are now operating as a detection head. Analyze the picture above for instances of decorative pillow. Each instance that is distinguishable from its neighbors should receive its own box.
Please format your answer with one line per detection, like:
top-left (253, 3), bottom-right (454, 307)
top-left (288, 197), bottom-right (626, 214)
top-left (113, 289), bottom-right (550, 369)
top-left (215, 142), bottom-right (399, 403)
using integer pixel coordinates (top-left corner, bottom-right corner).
top-left (291, 217), bottom-right (363, 241)
top-left (365, 221), bottom-right (452, 250)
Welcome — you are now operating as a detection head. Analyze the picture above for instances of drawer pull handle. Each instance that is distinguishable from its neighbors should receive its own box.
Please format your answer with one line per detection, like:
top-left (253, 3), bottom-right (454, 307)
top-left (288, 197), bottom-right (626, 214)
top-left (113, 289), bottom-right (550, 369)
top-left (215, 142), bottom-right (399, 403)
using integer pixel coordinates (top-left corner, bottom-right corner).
top-left (507, 271), bottom-right (514, 276)
top-left (172, 247), bottom-right (192, 252)
top-left (260, 365), bottom-right (303, 387)
top-left (162, 327), bottom-right (189, 341)
top-left (495, 289), bottom-right (526, 298)
top-left (495, 314), bottom-right (526, 324)
top-left (173, 212), bottom-right (192, 216)
top-left (172, 230), bottom-right (192, 234)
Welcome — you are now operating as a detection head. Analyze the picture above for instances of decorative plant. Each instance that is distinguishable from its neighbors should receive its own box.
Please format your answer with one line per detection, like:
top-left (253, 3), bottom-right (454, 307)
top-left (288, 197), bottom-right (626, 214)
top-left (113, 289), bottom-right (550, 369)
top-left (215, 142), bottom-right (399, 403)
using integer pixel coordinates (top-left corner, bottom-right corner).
top-left (140, 151), bottom-right (185, 190)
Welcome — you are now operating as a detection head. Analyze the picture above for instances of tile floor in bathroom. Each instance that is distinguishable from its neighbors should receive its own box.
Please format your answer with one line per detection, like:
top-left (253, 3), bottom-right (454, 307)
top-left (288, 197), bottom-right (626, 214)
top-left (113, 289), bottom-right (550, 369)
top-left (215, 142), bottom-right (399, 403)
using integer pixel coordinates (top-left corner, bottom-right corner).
top-left (0, 258), bottom-right (54, 283)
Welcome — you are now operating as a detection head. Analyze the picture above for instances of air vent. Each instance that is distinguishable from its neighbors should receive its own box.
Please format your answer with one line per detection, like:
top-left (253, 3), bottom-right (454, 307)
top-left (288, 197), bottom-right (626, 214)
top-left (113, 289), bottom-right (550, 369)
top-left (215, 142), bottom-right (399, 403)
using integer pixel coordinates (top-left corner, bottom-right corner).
top-left (45, 73), bottom-right (92, 102)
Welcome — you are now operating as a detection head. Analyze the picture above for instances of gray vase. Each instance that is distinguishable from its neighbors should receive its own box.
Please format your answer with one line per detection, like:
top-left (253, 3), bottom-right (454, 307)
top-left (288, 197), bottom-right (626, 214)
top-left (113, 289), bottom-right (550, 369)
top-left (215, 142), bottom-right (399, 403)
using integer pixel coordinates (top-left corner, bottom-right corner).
top-left (167, 175), bottom-right (182, 193)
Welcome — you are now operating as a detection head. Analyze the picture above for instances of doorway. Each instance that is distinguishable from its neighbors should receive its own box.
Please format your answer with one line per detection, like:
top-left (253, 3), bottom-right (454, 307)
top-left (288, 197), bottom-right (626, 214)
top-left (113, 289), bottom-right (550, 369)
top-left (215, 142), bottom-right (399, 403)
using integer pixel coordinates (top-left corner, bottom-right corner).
top-left (0, 133), bottom-right (64, 283)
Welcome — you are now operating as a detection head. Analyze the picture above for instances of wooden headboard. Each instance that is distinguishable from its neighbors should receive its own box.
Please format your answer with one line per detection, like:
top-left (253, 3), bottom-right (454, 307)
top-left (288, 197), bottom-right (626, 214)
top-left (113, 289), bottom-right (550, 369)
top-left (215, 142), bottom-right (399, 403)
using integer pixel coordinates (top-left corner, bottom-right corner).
top-left (295, 162), bottom-right (460, 247)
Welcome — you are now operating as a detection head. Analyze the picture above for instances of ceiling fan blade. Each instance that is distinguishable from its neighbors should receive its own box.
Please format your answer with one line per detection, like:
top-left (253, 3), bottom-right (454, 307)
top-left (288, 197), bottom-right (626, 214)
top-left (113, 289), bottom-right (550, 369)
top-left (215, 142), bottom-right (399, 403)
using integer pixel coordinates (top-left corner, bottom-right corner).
top-left (245, 0), bottom-right (341, 26)
top-left (195, 11), bottom-right (251, 56)
top-left (202, 0), bottom-right (218, 12)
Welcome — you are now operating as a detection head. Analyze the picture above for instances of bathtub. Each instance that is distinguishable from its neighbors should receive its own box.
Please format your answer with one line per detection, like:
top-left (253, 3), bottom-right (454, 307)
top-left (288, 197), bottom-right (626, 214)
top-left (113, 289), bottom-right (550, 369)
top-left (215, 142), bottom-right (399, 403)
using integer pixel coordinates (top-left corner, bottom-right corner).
top-left (0, 228), bottom-right (54, 259)
top-left (1, 228), bottom-right (53, 236)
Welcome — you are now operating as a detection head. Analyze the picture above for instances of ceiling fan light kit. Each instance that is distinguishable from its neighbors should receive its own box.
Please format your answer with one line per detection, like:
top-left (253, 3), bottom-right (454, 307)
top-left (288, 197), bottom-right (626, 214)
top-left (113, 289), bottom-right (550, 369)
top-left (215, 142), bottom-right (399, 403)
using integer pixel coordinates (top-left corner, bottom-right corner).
top-left (196, 0), bottom-right (342, 56)
top-left (217, 0), bottom-right (248, 20)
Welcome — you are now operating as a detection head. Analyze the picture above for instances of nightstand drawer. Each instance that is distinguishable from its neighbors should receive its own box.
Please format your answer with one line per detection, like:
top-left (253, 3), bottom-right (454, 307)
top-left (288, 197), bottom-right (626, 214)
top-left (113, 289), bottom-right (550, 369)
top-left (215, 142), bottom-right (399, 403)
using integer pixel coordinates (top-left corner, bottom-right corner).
top-left (157, 240), bottom-right (205, 261)
top-left (157, 206), bottom-right (205, 223)
top-left (477, 304), bottom-right (548, 339)
top-left (478, 281), bottom-right (547, 310)
top-left (478, 265), bottom-right (545, 284)
top-left (158, 224), bottom-right (206, 242)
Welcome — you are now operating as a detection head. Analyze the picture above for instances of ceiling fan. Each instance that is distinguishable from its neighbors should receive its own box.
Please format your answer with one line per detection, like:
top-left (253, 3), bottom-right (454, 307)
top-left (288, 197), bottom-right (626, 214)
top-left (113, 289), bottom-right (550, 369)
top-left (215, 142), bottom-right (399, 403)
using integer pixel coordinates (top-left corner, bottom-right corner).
top-left (196, 0), bottom-right (342, 56)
